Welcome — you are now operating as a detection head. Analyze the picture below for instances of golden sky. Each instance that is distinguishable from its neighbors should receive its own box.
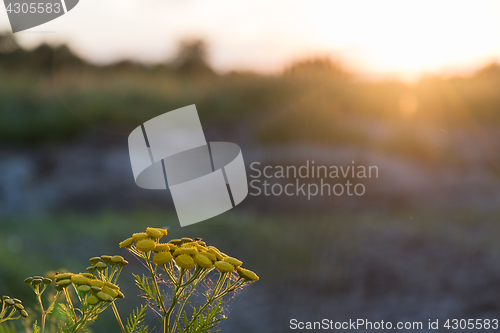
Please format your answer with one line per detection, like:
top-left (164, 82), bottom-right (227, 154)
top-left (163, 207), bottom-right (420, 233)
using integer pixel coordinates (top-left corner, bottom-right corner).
top-left (2, 0), bottom-right (500, 80)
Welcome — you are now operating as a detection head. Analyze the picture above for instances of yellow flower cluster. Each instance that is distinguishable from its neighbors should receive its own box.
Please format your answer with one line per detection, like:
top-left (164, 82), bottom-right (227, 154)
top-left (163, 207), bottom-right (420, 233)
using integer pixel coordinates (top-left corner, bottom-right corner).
top-left (53, 272), bottom-right (124, 304)
top-left (119, 230), bottom-right (259, 281)
top-left (1, 295), bottom-right (28, 318)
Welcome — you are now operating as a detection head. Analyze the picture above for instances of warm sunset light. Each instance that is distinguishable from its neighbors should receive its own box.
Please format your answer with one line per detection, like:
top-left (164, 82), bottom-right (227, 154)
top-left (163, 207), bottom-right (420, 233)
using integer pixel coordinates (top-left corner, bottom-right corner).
top-left (1, 0), bottom-right (500, 79)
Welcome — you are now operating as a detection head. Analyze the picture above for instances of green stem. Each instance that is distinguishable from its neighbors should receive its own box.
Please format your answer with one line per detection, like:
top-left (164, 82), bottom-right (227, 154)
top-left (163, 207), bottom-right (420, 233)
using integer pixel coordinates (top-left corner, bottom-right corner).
top-left (63, 288), bottom-right (77, 321)
top-left (111, 302), bottom-right (126, 333)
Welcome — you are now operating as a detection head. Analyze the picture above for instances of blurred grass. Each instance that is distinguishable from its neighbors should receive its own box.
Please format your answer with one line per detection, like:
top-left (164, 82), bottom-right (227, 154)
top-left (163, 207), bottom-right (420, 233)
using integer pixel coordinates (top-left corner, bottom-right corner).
top-left (1, 35), bottom-right (500, 166)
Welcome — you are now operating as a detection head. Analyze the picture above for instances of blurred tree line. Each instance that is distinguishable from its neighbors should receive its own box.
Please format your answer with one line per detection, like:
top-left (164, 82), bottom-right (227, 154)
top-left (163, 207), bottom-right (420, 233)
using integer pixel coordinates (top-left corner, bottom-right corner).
top-left (1, 32), bottom-right (500, 161)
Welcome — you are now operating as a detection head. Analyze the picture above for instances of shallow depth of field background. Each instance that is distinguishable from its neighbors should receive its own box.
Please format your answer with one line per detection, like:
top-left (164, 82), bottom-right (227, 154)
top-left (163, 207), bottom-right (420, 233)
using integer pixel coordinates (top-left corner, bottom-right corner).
top-left (2, 2), bottom-right (500, 331)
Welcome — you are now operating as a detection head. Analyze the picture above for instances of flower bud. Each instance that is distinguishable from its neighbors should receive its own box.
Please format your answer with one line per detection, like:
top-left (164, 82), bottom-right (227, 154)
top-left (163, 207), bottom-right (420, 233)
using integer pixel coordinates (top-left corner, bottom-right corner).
top-left (97, 291), bottom-right (113, 302)
top-left (78, 285), bottom-right (91, 293)
top-left (102, 287), bottom-right (118, 298)
top-left (24, 277), bottom-right (33, 284)
top-left (42, 278), bottom-right (52, 285)
top-left (132, 232), bottom-right (149, 241)
top-left (180, 247), bottom-right (198, 255)
top-left (86, 266), bottom-right (96, 274)
top-left (236, 267), bottom-right (259, 281)
top-left (158, 228), bottom-right (168, 235)
top-left (55, 285), bottom-right (64, 292)
top-left (12, 299), bottom-right (21, 304)
top-left (136, 239), bottom-right (156, 252)
top-left (5, 299), bottom-right (15, 306)
top-left (223, 257), bottom-right (242, 267)
top-left (14, 303), bottom-right (24, 311)
top-left (89, 257), bottom-right (101, 265)
top-left (90, 286), bottom-right (101, 292)
top-left (154, 243), bottom-right (170, 252)
top-left (89, 280), bottom-right (105, 288)
top-left (94, 262), bottom-right (107, 270)
top-left (20, 310), bottom-right (28, 318)
top-left (118, 260), bottom-right (129, 267)
top-left (100, 255), bottom-right (112, 264)
top-left (146, 227), bottom-right (164, 239)
top-left (56, 279), bottom-right (72, 287)
top-left (194, 253), bottom-right (212, 268)
top-left (71, 275), bottom-right (89, 285)
top-left (54, 273), bottom-right (72, 282)
top-left (169, 239), bottom-right (182, 246)
top-left (214, 261), bottom-right (234, 273)
top-left (2, 296), bottom-right (10, 301)
top-left (175, 254), bottom-right (195, 270)
top-left (81, 273), bottom-right (94, 279)
top-left (32, 279), bottom-right (43, 286)
top-left (105, 282), bottom-right (120, 290)
top-left (200, 251), bottom-right (216, 262)
top-left (111, 256), bottom-right (124, 264)
top-left (197, 241), bottom-right (206, 246)
top-left (115, 290), bottom-right (125, 299)
top-left (87, 295), bottom-right (99, 305)
top-left (119, 237), bottom-right (134, 248)
top-left (207, 247), bottom-right (223, 261)
top-left (153, 251), bottom-right (173, 265)
top-left (181, 237), bottom-right (193, 243)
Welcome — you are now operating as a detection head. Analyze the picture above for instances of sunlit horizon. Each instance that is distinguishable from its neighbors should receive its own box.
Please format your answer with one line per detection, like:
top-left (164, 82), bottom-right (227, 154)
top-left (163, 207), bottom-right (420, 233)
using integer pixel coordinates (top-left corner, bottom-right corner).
top-left (1, 0), bottom-right (500, 81)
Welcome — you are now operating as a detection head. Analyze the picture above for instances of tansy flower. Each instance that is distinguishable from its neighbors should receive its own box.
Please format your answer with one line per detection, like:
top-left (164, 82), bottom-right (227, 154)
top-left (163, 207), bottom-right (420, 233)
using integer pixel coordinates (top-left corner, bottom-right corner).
top-left (78, 285), bottom-right (91, 292)
top-left (89, 280), bottom-right (105, 287)
top-left (153, 251), bottom-right (173, 265)
top-left (132, 232), bottom-right (149, 241)
top-left (223, 257), bottom-right (242, 267)
top-left (236, 267), bottom-right (259, 281)
top-left (179, 247), bottom-right (198, 255)
top-left (214, 261), bottom-right (234, 273)
top-left (97, 291), bottom-right (113, 302)
top-left (193, 253), bottom-right (212, 268)
top-left (111, 256), bottom-right (124, 264)
top-left (136, 239), bottom-right (156, 252)
top-left (87, 295), bottom-right (99, 305)
top-left (154, 243), bottom-right (170, 252)
top-left (146, 227), bottom-right (164, 239)
top-left (119, 237), bottom-right (134, 248)
top-left (200, 251), bottom-right (216, 262)
top-left (175, 254), bottom-right (195, 270)
top-left (71, 275), bottom-right (89, 285)
top-left (102, 287), bottom-right (118, 298)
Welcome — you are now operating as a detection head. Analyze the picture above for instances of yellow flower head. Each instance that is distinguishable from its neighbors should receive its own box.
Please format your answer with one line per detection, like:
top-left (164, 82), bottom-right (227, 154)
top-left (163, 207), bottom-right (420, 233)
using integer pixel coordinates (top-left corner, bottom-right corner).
top-left (175, 254), bottom-right (195, 270)
top-left (223, 257), bottom-right (243, 267)
top-left (169, 239), bottom-right (182, 246)
top-left (194, 253), bottom-right (212, 268)
top-left (78, 285), bottom-right (91, 293)
top-left (136, 239), bottom-right (156, 252)
top-left (88, 280), bottom-right (105, 288)
top-left (111, 256), bottom-right (124, 265)
top-left (97, 291), bottom-right (114, 302)
top-left (154, 243), bottom-right (170, 252)
top-left (214, 261), bottom-right (234, 273)
top-left (71, 275), bottom-right (89, 285)
top-left (102, 286), bottom-right (119, 298)
top-left (236, 267), bottom-right (259, 281)
top-left (105, 282), bottom-right (120, 290)
top-left (20, 310), bottom-right (28, 318)
top-left (87, 295), bottom-right (99, 305)
top-left (181, 237), bottom-right (193, 243)
top-left (81, 273), bottom-right (95, 279)
top-left (153, 251), bottom-right (173, 265)
top-left (168, 243), bottom-right (178, 251)
top-left (200, 251), bottom-right (216, 262)
top-left (119, 237), bottom-right (135, 248)
top-left (100, 255), bottom-right (112, 264)
top-left (207, 247), bottom-right (224, 261)
top-left (146, 227), bottom-right (164, 239)
top-left (116, 290), bottom-right (125, 299)
top-left (158, 228), bottom-right (168, 235)
top-left (172, 248), bottom-right (182, 257)
top-left (54, 273), bottom-right (73, 282)
top-left (56, 279), bottom-right (72, 287)
top-left (89, 257), bottom-right (101, 265)
top-left (132, 232), bottom-right (149, 241)
top-left (94, 262), bottom-right (107, 270)
top-left (180, 247), bottom-right (198, 255)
